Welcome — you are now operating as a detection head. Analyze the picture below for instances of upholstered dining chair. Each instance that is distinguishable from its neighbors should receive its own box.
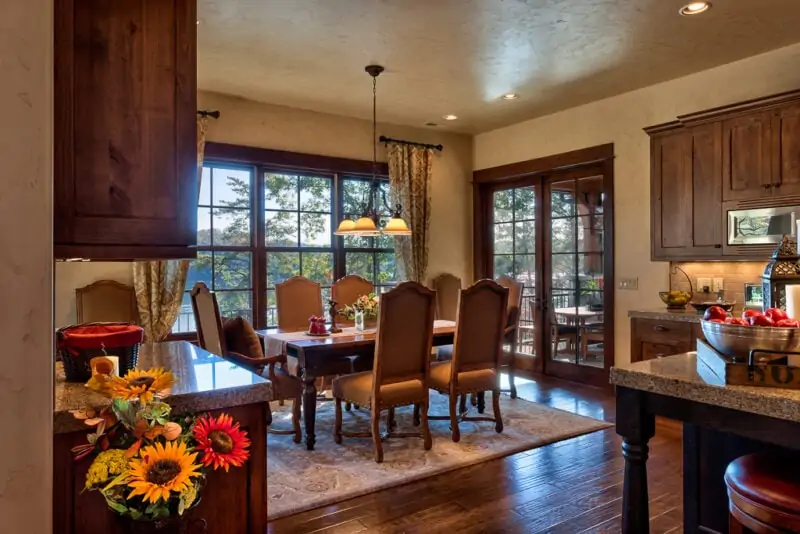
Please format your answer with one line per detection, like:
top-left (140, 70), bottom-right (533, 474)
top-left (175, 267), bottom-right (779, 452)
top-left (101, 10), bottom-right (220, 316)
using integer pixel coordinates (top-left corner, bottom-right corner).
top-left (332, 281), bottom-right (436, 463)
top-left (76, 280), bottom-right (139, 324)
top-left (275, 276), bottom-right (323, 331)
top-left (431, 273), bottom-right (461, 321)
top-left (190, 282), bottom-right (302, 443)
top-left (497, 275), bottom-right (523, 399)
top-left (542, 301), bottom-right (579, 362)
top-left (428, 279), bottom-right (508, 442)
top-left (331, 274), bottom-right (374, 326)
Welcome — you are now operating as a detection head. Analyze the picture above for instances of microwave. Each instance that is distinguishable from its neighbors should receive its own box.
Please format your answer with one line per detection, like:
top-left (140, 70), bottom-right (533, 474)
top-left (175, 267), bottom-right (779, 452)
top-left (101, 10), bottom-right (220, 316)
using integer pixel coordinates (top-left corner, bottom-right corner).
top-left (728, 205), bottom-right (800, 247)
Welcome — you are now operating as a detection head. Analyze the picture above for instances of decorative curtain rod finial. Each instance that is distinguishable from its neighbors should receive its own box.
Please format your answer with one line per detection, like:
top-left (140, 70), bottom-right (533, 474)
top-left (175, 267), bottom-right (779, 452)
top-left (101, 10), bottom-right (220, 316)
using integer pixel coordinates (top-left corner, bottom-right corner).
top-left (197, 110), bottom-right (220, 119)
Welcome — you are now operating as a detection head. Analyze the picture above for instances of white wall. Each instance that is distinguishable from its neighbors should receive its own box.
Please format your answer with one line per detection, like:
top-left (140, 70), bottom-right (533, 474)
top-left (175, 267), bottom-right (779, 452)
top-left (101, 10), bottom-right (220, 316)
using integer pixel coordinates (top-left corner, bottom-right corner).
top-left (474, 43), bottom-right (800, 366)
top-left (55, 262), bottom-right (135, 327)
top-left (0, 0), bottom-right (53, 529)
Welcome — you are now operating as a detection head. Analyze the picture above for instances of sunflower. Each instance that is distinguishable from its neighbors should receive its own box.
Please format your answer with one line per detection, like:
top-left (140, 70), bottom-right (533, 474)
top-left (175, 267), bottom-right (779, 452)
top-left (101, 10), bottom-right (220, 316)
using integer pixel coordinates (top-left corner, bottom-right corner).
top-left (192, 413), bottom-right (251, 471)
top-left (127, 441), bottom-right (202, 504)
top-left (102, 368), bottom-right (176, 405)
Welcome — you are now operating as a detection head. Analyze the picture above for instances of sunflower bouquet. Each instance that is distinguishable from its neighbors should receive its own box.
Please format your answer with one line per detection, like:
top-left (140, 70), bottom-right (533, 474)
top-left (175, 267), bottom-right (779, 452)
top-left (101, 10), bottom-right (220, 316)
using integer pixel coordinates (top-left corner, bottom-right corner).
top-left (71, 367), bottom-right (251, 522)
top-left (338, 292), bottom-right (380, 320)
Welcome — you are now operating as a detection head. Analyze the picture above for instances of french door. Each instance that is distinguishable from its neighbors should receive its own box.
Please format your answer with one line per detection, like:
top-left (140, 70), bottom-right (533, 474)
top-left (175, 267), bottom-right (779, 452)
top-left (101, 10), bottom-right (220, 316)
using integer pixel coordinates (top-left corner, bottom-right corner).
top-left (480, 162), bottom-right (614, 387)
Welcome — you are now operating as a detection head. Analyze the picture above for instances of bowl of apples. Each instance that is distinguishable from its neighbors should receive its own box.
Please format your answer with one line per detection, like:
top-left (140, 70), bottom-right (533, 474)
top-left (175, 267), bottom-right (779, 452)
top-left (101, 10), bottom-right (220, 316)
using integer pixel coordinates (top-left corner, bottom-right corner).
top-left (701, 306), bottom-right (800, 361)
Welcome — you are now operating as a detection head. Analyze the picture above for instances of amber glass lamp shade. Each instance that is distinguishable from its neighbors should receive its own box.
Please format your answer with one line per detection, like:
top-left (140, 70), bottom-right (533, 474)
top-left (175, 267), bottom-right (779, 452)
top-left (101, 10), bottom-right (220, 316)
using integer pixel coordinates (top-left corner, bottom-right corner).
top-left (382, 216), bottom-right (412, 236)
top-left (333, 218), bottom-right (357, 235)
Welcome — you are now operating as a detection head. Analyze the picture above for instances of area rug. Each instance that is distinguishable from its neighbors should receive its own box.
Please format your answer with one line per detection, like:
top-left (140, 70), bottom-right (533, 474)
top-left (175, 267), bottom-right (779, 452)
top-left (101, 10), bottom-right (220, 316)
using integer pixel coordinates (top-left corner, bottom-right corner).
top-left (266, 391), bottom-right (611, 520)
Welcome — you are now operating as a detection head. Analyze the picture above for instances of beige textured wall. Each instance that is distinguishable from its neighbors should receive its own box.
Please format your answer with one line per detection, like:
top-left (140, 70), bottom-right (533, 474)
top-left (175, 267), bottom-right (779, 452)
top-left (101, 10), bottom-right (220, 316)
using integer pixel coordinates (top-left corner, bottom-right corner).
top-left (0, 0), bottom-right (53, 530)
top-left (474, 43), bottom-right (800, 366)
top-left (198, 91), bottom-right (474, 283)
top-left (670, 262), bottom-right (766, 306)
top-left (53, 93), bottom-right (474, 326)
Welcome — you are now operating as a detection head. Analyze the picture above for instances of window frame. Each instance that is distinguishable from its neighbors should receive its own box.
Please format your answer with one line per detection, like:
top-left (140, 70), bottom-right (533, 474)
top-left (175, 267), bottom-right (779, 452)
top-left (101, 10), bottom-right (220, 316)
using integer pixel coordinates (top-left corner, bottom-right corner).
top-left (172, 143), bottom-right (394, 336)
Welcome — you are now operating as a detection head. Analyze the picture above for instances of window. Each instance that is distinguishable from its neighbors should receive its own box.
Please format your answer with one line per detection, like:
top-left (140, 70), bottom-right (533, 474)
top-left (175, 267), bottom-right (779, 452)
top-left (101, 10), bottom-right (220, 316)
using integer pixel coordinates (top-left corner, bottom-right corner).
top-left (173, 147), bottom-right (396, 334)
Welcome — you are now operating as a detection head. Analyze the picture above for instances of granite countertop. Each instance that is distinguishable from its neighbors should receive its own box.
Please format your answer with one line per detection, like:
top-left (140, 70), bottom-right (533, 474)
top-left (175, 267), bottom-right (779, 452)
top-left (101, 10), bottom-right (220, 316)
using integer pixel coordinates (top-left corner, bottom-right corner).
top-left (611, 353), bottom-right (800, 423)
top-left (628, 308), bottom-right (706, 323)
top-left (54, 341), bottom-right (272, 434)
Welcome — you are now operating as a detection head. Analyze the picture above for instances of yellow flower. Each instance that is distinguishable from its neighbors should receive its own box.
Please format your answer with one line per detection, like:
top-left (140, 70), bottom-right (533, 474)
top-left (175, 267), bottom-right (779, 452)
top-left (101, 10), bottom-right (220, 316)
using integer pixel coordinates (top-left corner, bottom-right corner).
top-left (85, 449), bottom-right (129, 490)
top-left (92, 368), bottom-right (176, 405)
top-left (127, 441), bottom-right (202, 504)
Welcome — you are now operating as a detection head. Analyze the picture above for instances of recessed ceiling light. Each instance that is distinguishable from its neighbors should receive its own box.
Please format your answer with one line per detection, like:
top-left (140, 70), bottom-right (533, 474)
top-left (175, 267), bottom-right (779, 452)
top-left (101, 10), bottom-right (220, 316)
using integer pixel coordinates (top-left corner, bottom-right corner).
top-left (502, 93), bottom-right (519, 100)
top-left (679, 2), bottom-right (711, 16)
top-left (442, 114), bottom-right (458, 121)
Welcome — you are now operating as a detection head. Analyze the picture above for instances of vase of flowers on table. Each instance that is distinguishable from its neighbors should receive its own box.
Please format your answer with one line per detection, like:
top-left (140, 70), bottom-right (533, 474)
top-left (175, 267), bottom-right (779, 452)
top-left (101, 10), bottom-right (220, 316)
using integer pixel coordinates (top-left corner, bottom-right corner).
top-left (71, 368), bottom-right (250, 534)
top-left (339, 293), bottom-right (380, 332)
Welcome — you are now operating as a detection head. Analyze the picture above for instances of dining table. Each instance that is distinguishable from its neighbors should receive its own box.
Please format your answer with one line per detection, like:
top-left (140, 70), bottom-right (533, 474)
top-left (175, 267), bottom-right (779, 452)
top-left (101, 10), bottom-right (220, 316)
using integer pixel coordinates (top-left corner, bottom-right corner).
top-left (257, 320), bottom-right (456, 450)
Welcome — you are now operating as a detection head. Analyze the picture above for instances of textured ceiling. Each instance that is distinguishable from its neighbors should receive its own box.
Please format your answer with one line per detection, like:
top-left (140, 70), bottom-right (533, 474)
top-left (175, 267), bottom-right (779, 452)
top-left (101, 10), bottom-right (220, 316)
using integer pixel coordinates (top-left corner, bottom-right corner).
top-left (198, 0), bottom-right (800, 134)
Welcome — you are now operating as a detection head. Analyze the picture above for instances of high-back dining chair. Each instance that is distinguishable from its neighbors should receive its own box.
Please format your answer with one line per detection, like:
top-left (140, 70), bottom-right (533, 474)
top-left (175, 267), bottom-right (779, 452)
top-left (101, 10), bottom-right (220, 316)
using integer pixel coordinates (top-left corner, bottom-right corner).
top-left (76, 280), bottom-right (139, 324)
top-left (275, 276), bottom-right (323, 331)
top-left (331, 275), bottom-right (374, 326)
top-left (332, 282), bottom-right (436, 463)
top-left (190, 282), bottom-right (302, 442)
top-left (497, 275), bottom-right (523, 398)
top-left (429, 279), bottom-right (508, 442)
top-left (431, 273), bottom-right (461, 321)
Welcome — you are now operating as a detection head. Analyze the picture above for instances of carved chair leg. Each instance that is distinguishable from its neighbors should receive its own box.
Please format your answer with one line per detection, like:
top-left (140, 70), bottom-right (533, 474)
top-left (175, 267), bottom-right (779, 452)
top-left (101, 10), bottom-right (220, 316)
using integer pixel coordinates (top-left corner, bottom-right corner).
top-left (345, 402), bottom-right (352, 412)
top-left (459, 394), bottom-right (467, 415)
top-left (421, 400), bottom-right (432, 451)
top-left (266, 405), bottom-right (273, 426)
top-left (492, 390), bottom-right (503, 433)
top-left (388, 407), bottom-right (397, 430)
top-left (413, 403), bottom-right (421, 426)
top-left (470, 393), bottom-right (477, 406)
top-left (371, 407), bottom-right (384, 463)
top-left (477, 391), bottom-right (486, 414)
top-left (292, 397), bottom-right (302, 443)
top-left (278, 399), bottom-right (285, 406)
top-left (333, 398), bottom-right (343, 444)
top-left (449, 393), bottom-right (461, 443)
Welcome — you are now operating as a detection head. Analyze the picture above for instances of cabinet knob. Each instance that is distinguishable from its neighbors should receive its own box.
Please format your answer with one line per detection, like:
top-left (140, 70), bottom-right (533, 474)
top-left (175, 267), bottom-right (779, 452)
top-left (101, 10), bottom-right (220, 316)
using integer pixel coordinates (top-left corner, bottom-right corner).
top-left (714, 244), bottom-right (722, 248)
top-left (764, 184), bottom-right (773, 190)
top-left (775, 183), bottom-right (781, 189)
top-left (653, 325), bottom-right (668, 332)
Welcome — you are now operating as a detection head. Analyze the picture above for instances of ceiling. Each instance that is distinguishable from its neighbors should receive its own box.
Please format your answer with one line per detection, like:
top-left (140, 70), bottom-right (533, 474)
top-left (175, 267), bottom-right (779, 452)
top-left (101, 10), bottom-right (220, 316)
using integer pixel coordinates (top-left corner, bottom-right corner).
top-left (197, 0), bottom-right (800, 134)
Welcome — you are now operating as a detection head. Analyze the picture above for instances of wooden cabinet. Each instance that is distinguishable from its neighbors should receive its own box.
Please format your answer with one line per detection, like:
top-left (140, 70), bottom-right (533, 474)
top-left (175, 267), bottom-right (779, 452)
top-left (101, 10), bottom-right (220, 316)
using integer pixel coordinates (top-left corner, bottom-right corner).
top-left (651, 123), bottom-right (722, 260)
top-left (647, 90), bottom-right (800, 262)
top-left (631, 317), bottom-right (700, 362)
top-left (722, 111), bottom-right (774, 201)
top-left (54, 0), bottom-right (198, 260)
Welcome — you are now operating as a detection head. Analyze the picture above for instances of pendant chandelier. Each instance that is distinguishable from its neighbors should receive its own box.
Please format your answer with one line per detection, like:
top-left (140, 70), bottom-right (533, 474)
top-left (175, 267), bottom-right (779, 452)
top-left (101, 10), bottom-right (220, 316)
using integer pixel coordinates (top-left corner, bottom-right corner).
top-left (334, 65), bottom-right (412, 237)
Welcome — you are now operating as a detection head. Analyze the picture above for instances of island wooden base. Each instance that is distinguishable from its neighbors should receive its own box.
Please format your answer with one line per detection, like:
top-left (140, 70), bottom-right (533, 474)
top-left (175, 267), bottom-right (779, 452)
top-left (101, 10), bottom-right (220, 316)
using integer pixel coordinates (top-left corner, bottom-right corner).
top-left (53, 402), bottom-right (267, 534)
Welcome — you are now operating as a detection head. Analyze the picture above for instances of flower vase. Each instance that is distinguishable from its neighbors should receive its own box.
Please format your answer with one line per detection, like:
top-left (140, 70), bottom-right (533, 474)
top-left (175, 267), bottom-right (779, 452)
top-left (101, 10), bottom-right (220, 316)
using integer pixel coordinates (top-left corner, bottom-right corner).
top-left (354, 310), bottom-right (365, 332)
top-left (120, 516), bottom-right (207, 534)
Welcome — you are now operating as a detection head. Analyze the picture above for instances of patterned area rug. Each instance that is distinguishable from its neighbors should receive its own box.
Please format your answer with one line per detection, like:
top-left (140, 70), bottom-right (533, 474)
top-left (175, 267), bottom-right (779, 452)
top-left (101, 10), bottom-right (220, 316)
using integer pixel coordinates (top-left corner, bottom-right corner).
top-left (267, 391), bottom-right (612, 520)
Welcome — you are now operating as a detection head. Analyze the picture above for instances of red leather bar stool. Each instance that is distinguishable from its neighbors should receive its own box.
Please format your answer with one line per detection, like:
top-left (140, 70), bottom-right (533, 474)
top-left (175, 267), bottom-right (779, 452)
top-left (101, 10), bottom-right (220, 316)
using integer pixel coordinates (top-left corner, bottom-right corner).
top-left (724, 453), bottom-right (800, 533)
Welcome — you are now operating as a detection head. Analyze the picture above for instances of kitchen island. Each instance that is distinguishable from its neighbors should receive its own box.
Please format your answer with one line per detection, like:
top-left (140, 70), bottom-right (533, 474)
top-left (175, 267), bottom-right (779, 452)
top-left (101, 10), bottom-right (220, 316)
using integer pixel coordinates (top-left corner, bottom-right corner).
top-left (54, 342), bottom-right (271, 534)
top-left (612, 353), bottom-right (800, 533)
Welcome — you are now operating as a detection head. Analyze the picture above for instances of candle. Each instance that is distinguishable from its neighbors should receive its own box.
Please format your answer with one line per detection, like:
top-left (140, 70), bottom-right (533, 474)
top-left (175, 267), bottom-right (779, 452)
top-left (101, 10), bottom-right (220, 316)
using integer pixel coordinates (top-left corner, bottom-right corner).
top-left (785, 285), bottom-right (800, 367)
top-left (90, 355), bottom-right (119, 377)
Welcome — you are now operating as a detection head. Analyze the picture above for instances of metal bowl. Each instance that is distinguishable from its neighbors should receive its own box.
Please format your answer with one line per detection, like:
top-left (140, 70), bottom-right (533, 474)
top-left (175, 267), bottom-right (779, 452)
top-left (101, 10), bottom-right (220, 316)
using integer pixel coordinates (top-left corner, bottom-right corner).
top-left (690, 301), bottom-right (736, 314)
top-left (701, 320), bottom-right (800, 361)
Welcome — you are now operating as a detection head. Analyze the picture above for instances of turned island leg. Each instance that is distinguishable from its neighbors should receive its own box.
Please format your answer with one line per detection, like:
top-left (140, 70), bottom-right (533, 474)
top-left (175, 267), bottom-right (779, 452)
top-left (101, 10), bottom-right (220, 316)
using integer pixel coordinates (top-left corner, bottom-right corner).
top-left (616, 387), bottom-right (656, 534)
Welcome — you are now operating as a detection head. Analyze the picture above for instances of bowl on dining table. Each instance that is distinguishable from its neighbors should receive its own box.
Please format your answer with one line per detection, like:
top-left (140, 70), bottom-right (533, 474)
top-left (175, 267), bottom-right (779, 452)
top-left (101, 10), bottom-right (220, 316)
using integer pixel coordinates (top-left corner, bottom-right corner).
top-left (701, 319), bottom-right (800, 361)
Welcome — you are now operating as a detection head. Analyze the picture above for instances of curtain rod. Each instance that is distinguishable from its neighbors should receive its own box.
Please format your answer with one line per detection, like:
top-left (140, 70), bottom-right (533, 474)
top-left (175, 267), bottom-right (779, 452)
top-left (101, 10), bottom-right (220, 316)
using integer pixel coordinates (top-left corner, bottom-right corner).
top-left (379, 135), bottom-right (443, 152)
top-left (197, 109), bottom-right (221, 119)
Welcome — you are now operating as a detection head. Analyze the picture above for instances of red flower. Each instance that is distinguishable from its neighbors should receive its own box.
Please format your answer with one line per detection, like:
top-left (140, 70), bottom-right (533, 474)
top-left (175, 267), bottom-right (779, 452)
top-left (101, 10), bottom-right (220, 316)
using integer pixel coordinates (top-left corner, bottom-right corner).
top-left (192, 413), bottom-right (250, 471)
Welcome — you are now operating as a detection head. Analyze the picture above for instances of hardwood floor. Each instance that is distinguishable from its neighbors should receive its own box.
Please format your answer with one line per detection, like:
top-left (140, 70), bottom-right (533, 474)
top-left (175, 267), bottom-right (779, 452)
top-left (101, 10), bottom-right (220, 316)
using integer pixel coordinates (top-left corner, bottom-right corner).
top-left (267, 375), bottom-right (683, 534)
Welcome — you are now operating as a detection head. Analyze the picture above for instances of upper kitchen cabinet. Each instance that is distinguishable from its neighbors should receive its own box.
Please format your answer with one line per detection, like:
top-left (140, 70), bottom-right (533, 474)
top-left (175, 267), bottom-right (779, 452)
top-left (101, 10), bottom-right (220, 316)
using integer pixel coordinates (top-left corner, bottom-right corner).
top-left (54, 0), bottom-right (198, 260)
top-left (650, 123), bottom-right (723, 261)
top-left (722, 111), bottom-right (773, 201)
top-left (772, 102), bottom-right (800, 197)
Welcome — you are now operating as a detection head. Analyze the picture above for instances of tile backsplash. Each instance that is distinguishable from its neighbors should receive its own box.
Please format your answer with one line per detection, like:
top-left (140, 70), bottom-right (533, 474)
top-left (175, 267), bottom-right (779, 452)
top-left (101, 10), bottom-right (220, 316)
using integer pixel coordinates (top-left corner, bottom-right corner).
top-left (670, 262), bottom-right (765, 306)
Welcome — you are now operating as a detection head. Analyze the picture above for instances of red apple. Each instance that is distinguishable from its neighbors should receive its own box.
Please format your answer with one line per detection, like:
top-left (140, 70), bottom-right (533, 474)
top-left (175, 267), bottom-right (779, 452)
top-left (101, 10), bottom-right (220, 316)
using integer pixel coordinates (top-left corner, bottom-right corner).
top-left (776, 319), bottom-right (800, 328)
top-left (742, 309), bottom-right (762, 320)
top-left (724, 317), bottom-right (749, 326)
top-left (703, 305), bottom-right (728, 321)
top-left (765, 308), bottom-right (789, 322)
top-left (748, 315), bottom-right (775, 327)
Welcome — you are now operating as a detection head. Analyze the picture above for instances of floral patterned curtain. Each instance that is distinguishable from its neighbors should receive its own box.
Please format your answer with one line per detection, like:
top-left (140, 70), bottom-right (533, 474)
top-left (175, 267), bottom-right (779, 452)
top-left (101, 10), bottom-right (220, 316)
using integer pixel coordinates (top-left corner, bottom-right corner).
top-left (133, 116), bottom-right (209, 341)
top-left (387, 143), bottom-right (434, 283)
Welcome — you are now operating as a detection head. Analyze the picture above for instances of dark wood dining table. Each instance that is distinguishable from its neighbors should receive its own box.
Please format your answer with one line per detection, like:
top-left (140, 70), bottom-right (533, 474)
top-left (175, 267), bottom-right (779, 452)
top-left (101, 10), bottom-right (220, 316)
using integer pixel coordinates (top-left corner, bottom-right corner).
top-left (257, 320), bottom-right (456, 450)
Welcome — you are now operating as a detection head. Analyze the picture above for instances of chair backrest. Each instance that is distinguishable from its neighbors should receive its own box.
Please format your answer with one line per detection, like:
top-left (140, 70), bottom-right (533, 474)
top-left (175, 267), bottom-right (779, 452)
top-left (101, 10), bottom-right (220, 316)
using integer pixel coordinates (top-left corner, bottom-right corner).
top-left (275, 276), bottom-right (322, 331)
top-left (189, 282), bottom-right (226, 356)
top-left (332, 274), bottom-right (374, 326)
top-left (76, 280), bottom-right (138, 324)
top-left (452, 280), bottom-right (509, 376)
top-left (431, 273), bottom-right (461, 321)
top-left (497, 275), bottom-right (523, 342)
top-left (372, 282), bottom-right (436, 391)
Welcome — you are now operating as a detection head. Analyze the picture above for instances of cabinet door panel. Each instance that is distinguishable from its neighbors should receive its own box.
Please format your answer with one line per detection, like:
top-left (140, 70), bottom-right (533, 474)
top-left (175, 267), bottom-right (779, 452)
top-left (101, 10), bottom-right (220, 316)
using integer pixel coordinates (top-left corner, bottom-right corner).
top-left (642, 341), bottom-right (691, 361)
top-left (773, 103), bottom-right (800, 197)
top-left (55, 0), bottom-right (197, 258)
top-left (692, 123), bottom-right (723, 248)
top-left (722, 112), bottom-right (773, 201)
top-left (656, 132), bottom-right (693, 249)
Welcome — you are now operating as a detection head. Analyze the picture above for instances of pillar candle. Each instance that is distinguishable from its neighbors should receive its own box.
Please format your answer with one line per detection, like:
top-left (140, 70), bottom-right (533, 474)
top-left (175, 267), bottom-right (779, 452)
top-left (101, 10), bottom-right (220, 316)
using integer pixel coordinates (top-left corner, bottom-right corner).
top-left (785, 285), bottom-right (800, 367)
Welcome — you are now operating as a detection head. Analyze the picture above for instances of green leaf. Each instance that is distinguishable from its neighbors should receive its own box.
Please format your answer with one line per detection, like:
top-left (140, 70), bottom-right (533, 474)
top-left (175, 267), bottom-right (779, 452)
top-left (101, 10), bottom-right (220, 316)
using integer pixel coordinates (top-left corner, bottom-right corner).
top-left (103, 495), bottom-right (128, 515)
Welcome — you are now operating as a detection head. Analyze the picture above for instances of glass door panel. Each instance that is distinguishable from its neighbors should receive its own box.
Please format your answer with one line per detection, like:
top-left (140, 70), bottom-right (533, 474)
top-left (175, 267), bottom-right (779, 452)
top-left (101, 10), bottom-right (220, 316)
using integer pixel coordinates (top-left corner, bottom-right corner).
top-left (545, 170), bottom-right (607, 378)
top-left (491, 185), bottom-right (538, 359)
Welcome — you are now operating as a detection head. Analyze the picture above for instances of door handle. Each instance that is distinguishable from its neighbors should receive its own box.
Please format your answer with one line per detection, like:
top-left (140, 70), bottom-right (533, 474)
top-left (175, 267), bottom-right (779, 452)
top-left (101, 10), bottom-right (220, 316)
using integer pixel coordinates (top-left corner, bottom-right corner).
top-left (653, 325), bottom-right (668, 332)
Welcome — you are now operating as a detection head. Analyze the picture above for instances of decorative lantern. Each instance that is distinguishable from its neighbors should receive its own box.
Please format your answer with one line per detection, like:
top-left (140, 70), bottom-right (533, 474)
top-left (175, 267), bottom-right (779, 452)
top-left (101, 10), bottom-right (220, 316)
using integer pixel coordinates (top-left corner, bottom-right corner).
top-left (762, 235), bottom-right (800, 310)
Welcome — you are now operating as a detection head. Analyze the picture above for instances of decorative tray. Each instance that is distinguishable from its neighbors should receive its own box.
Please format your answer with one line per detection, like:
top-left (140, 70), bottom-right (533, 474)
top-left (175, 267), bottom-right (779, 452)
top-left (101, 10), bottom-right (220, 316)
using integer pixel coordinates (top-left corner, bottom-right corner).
top-left (697, 339), bottom-right (800, 389)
